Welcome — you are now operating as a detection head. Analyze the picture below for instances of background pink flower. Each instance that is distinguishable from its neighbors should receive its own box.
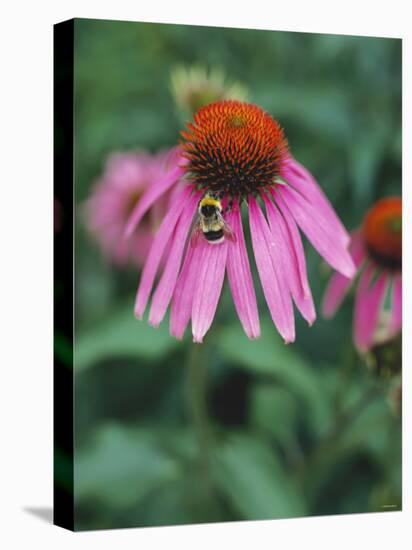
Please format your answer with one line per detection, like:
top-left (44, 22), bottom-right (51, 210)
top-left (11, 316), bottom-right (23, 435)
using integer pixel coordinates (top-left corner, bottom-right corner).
top-left (127, 100), bottom-right (355, 343)
top-left (322, 196), bottom-right (402, 351)
top-left (84, 149), bottom-right (178, 267)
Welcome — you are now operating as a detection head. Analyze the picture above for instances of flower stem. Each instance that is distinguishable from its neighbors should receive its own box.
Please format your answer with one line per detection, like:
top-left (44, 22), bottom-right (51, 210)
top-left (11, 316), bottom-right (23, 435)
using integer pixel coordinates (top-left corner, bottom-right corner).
top-left (185, 342), bottom-right (222, 514)
top-left (297, 382), bottom-right (381, 481)
top-left (185, 343), bottom-right (213, 465)
top-left (318, 382), bottom-right (381, 448)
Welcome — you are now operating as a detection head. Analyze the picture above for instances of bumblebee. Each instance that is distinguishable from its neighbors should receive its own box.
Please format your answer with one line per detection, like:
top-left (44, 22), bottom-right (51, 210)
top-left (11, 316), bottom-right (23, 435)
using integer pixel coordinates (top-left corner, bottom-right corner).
top-left (191, 194), bottom-right (236, 246)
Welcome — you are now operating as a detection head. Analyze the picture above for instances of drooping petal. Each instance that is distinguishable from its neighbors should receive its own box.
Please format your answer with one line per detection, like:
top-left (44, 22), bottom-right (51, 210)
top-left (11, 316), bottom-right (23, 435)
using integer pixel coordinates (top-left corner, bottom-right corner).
top-left (262, 193), bottom-right (315, 325)
top-left (191, 240), bottom-right (228, 343)
top-left (322, 230), bottom-right (367, 318)
top-left (134, 186), bottom-right (192, 319)
top-left (125, 163), bottom-right (186, 238)
top-left (169, 244), bottom-right (202, 340)
top-left (148, 192), bottom-right (200, 327)
top-left (130, 233), bottom-right (156, 267)
top-left (280, 157), bottom-right (350, 246)
top-left (275, 186), bottom-right (355, 278)
top-left (353, 265), bottom-right (388, 351)
top-left (391, 275), bottom-right (402, 333)
top-left (322, 272), bottom-right (353, 319)
top-left (226, 200), bottom-right (260, 339)
top-left (272, 189), bottom-right (311, 298)
top-left (249, 196), bottom-right (295, 343)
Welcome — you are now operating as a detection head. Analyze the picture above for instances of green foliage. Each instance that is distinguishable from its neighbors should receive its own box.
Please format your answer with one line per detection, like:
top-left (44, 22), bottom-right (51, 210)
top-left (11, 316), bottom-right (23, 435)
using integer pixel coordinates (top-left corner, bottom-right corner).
top-left (75, 424), bottom-right (179, 508)
top-left (75, 301), bottom-right (180, 371)
top-left (250, 384), bottom-right (299, 443)
top-left (216, 321), bottom-right (330, 432)
top-left (71, 19), bottom-right (402, 530)
top-left (213, 433), bottom-right (306, 519)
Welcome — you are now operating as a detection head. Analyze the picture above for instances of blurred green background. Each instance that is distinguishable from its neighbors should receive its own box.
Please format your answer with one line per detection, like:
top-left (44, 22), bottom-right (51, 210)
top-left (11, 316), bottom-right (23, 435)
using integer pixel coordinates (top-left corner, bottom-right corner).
top-left (70, 18), bottom-right (401, 530)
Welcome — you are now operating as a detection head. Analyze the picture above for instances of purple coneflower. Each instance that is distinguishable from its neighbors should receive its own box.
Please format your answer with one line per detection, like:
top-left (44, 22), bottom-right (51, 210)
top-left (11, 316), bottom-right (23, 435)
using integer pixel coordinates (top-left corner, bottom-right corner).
top-left (126, 100), bottom-right (355, 343)
top-left (85, 150), bottom-right (177, 267)
top-left (322, 197), bottom-right (402, 351)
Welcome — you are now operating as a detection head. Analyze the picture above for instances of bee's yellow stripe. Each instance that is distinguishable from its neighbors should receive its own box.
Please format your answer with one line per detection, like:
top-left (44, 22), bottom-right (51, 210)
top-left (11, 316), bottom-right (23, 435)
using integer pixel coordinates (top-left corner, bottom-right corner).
top-left (200, 197), bottom-right (221, 207)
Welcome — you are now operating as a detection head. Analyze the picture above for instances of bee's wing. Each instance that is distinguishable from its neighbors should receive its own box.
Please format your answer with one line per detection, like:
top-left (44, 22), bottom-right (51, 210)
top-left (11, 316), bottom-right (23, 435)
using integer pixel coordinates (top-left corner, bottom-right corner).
top-left (223, 223), bottom-right (237, 242)
top-left (217, 210), bottom-right (236, 242)
top-left (190, 218), bottom-right (204, 248)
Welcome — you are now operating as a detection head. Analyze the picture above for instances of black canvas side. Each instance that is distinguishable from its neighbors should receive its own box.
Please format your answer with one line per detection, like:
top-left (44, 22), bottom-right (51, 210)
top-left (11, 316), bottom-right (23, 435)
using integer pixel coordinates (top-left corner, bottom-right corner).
top-left (53, 18), bottom-right (74, 531)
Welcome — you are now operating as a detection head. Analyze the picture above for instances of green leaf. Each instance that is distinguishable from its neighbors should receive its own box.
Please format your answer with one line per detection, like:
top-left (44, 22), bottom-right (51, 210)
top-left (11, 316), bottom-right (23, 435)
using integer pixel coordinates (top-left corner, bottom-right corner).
top-left (302, 388), bottom-right (395, 501)
top-left (75, 302), bottom-right (179, 371)
top-left (213, 432), bottom-right (306, 519)
top-left (216, 321), bottom-right (329, 431)
top-left (75, 423), bottom-right (179, 508)
top-left (250, 384), bottom-right (298, 441)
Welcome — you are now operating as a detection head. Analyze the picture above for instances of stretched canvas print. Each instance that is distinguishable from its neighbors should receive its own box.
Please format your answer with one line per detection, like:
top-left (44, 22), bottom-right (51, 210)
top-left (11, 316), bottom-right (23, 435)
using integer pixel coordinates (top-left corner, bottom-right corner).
top-left (54, 18), bottom-right (402, 531)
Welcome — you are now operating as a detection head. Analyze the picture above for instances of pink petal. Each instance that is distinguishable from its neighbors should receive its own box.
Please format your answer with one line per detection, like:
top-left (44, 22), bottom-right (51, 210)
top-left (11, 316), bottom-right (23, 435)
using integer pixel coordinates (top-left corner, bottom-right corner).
top-left (130, 233), bottom-right (155, 267)
top-left (322, 271), bottom-right (352, 319)
top-left (148, 192), bottom-right (200, 327)
top-left (134, 186), bottom-right (192, 319)
top-left (249, 196), bottom-right (295, 344)
top-left (391, 275), bottom-right (402, 333)
top-left (191, 240), bottom-right (228, 343)
top-left (281, 157), bottom-right (350, 247)
top-left (272, 190), bottom-right (311, 298)
top-left (226, 200), bottom-right (260, 339)
top-left (125, 164), bottom-right (186, 238)
top-left (275, 186), bottom-right (355, 279)
top-left (262, 193), bottom-right (316, 325)
top-left (321, 229), bottom-right (366, 318)
top-left (169, 244), bottom-right (203, 340)
top-left (353, 265), bottom-right (388, 351)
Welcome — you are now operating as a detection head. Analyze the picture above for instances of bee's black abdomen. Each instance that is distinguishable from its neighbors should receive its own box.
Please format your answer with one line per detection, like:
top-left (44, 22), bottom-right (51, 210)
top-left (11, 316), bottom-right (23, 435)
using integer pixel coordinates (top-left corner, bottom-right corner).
top-left (204, 229), bottom-right (224, 242)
